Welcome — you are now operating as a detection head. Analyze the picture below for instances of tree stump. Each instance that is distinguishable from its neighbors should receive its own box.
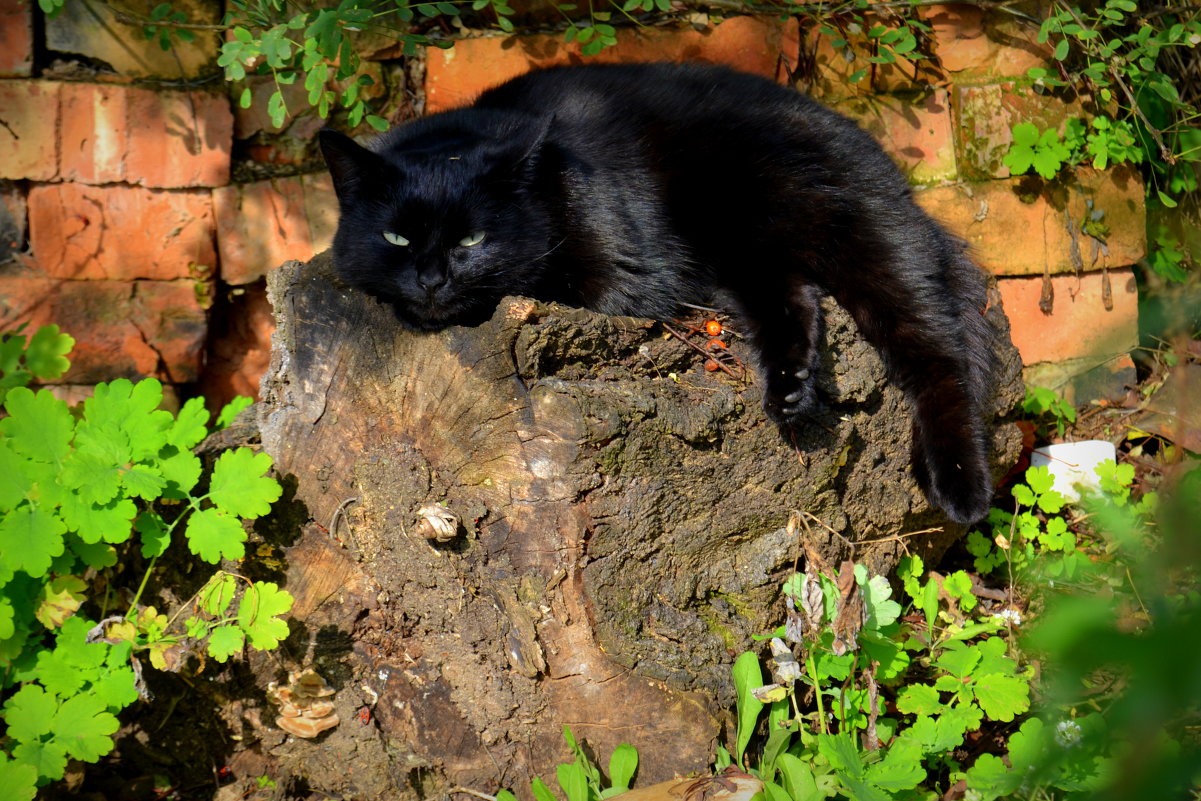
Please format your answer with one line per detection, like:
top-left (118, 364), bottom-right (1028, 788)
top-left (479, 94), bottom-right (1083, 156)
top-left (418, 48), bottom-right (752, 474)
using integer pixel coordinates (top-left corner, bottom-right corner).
top-left (253, 250), bottom-right (1023, 798)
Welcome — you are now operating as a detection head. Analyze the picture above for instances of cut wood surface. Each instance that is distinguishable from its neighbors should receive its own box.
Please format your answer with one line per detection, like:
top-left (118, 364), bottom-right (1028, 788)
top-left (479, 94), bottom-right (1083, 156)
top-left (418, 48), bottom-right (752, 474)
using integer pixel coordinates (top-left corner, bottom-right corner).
top-left (254, 250), bottom-right (1024, 798)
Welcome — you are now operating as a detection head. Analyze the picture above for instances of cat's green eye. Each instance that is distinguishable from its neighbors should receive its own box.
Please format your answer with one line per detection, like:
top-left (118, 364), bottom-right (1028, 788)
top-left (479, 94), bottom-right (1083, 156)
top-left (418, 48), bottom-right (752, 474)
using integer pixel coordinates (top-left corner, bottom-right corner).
top-left (382, 231), bottom-right (410, 247)
top-left (459, 231), bottom-right (486, 248)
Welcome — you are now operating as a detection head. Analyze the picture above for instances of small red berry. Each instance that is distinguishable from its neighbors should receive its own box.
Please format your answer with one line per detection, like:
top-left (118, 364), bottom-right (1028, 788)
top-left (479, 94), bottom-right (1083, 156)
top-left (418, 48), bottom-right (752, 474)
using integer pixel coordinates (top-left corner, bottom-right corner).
top-left (704, 320), bottom-right (723, 336)
top-left (704, 359), bottom-right (720, 372)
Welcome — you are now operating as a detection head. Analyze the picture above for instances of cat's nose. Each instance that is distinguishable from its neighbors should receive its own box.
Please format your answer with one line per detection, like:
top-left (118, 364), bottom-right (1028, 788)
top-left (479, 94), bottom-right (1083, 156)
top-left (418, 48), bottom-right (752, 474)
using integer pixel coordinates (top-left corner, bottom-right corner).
top-left (416, 263), bottom-right (447, 292)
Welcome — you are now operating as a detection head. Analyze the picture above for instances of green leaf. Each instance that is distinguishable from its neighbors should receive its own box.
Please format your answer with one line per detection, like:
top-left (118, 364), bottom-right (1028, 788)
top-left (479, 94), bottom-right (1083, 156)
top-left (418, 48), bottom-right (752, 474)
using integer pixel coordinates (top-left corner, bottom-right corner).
top-left (209, 447), bottom-right (281, 519)
top-left (934, 640), bottom-right (981, 678)
top-left (24, 325), bottom-right (73, 380)
top-left (732, 651), bottom-right (765, 766)
top-left (0, 753), bottom-right (38, 801)
top-left (557, 762), bottom-right (590, 801)
top-left (12, 739), bottom-right (69, 783)
top-left (136, 511), bottom-right (170, 558)
top-left (0, 504), bottom-right (67, 578)
top-left (158, 449), bottom-right (203, 498)
top-left (608, 743), bottom-right (638, 792)
top-left (185, 507), bottom-right (247, 563)
top-left (90, 665), bottom-right (139, 710)
top-left (201, 572), bottom-right (238, 616)
top-left (862, 574), bottom-right (901, 628)
top-left (237, 581), bottom-right (292, 650)
top-left (1011, 122), bottom-right (1040, 147)
top-left (1053, 38), bottom-right (1070, 60)
top-left (2, 388), bottom-right (74, 463)
top-left (215, 395), bottom-right (252, 430)
top-left (896, 683), bottom-right (942, 716)
top-left (0, 439), bottom-right (32, 509)
top-left (207, 625), bottom-right (246, 662)
top-left (973, 673), bottom-right (1030, 721)
top-left (866, 736), bottom-right (925, 791)
top-left (170, 396), bottom-right (211, 449)
top-left (531, 777), bottom-right (557, 801)
top-left (51, 692), bottom-right (119, 761)
top-left (776, 753), bottom-right (821, 801)
top-left (3, 684), bottom-right (56, 741)
top-left (59, 493), bottom-right (137, 545)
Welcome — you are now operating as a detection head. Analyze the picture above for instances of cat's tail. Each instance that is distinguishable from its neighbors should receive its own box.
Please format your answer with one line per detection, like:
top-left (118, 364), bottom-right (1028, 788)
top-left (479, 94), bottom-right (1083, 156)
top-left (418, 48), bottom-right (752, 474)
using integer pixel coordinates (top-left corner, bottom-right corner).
top-left (831, 223), bottom-right (996, 524)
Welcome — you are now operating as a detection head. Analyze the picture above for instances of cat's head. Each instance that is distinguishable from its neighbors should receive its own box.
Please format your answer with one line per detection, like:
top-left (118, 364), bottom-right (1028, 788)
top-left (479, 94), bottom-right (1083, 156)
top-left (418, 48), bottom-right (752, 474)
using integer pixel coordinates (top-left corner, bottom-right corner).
top-left (319, 112), bottom-right (554, 331)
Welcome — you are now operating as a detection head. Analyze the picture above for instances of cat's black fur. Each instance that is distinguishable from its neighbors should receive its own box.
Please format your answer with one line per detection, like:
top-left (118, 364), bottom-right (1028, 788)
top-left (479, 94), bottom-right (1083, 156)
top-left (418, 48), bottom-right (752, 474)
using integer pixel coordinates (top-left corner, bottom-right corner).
top-left (319, 62), bottom-right (996, 524)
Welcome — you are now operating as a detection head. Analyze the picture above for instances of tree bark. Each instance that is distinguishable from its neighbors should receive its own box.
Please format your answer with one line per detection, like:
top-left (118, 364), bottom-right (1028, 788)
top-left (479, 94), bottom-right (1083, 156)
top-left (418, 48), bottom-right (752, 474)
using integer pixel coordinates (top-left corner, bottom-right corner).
top-left (252, 250), bottom-right (1023, 798)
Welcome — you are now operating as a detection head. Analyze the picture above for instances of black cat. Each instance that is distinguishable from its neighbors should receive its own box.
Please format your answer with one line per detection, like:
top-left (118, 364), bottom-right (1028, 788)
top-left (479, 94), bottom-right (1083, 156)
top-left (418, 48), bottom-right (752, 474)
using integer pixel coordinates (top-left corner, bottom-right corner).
top-left (318, 62), bottom-right (996, 524)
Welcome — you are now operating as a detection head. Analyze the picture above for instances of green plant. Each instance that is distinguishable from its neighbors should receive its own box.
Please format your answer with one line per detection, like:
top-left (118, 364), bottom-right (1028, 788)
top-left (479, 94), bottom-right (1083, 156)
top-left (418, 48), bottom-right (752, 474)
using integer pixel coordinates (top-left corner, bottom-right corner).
top-left (1023, 0), bottom-right (1201, 280)
top-left (497, 727), bottom-right (638, 801)
top-left (0, 326), bottom-right (290, 796)
top-left (732, 561), bottom-right (1032, 801)
top-left (1021, 385), bottom-right (1077, 438)
top-left (1004, 121), bottom-right (1076, 180)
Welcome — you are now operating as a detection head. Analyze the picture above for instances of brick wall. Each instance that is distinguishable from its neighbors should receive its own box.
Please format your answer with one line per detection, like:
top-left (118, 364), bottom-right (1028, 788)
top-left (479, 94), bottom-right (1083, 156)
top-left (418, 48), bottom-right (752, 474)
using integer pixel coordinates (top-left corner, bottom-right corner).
top-left (0, 4), bottom-right (1145, 409)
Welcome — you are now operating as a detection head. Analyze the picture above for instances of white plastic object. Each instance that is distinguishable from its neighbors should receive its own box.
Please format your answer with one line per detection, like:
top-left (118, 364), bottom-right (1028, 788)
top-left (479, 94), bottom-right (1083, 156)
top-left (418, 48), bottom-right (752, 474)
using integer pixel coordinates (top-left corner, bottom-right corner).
top-left (1030, 440), bottom-right (1117, 502)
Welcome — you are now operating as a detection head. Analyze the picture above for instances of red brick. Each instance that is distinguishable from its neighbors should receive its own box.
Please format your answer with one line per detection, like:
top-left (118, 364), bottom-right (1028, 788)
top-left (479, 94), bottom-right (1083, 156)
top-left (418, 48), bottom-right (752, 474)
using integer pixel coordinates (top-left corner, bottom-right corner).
top-left (200, 283), bottom-right (275, 409)
top-left (0, 0), bottom-right (33, 77)
top-left (212, 173), bottom-right (337, 285)
top-left (132, 280), bottom-right (209, 383)
top-left (60, 83), bottom-right (233, 188)
top-left (916, 165), bottom-right (1145, 275)
top-left (953, 82), bottom-right (1090, 180)
top-left (45, 0), bottom-right (220, 80)
top-left (996, 267), bottom-right (1138, 366)
top-left (28, 183), bottom-right (217, 281)
top-left (833, 90), bottom-right (957, 184)
top-left (0, 268), bottom-right (205, 383)
top-left (0, 81), bottom-right (61, 181)
top-left (425, 16), bottom-right (800, 112)
top-left (922, 4), bottom-right (1051, 84)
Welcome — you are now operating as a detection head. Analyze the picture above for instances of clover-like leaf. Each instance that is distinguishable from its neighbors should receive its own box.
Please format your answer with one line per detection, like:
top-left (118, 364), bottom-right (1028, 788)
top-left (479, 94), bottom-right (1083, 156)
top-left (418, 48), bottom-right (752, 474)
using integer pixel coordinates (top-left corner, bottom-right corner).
top-left (136, 511), bottom-right (171, 558)
top-left (215, 395), bottom-right (253, 430)
top-left (0, 752), bottom-right (39, 801)
top-left (897, 683), bottom-right (942, 716)
top-left (185, 507), bottom-right (247, 564)
top-left (158, 449), bottom-right (202, 498)
top-left (1, 388), bottom-right (74, 464)
top-left (237, 581), bottom-right (293, 650)
top-left (207, 624), bottom-right (245, 662)
top-left (58, 492), bottom-right (137, 545)
top-left (0, 505), bottom-right (67, 578)
top-left (0, 596), bottom-right (15, 639)
top-left (167, 396), bottom-right (210, 450)
top-left (90, 665), bottom-right (139, 710)
top-left (0, 439), bottom-right (33, 510)
top-left (2, 684), bottom-right (56, 741)
top-left (12, 739), bottom-right (69, 783)
top-left (209, 447), bottom-right (281, 519)
top-left (24, 324), bottom-right (74, 381)
top-left (973, 673), bottom-right (1030, 721)
top-left (865, 735), bottom-right (925, 792)
top-left (934, 640), bottom-right (981, 679)
top-left (51, 692), bottom-right (120, 761)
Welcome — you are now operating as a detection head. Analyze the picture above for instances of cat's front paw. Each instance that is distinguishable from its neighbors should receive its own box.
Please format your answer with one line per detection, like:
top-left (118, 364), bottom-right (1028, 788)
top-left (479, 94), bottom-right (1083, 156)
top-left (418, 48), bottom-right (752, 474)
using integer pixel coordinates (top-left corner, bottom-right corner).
top-left (763, 366), bottom-right (818, 425)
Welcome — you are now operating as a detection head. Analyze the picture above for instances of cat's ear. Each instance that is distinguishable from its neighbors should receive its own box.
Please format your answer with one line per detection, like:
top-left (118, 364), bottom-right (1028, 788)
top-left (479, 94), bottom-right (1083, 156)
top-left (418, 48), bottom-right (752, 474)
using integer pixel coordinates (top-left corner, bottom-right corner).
top-left (514, 113), bottom-right (554, 164)
top-left (319, 129), bottom-right (385, 202)
top-left (484, 114), bottom-right (554, 180)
